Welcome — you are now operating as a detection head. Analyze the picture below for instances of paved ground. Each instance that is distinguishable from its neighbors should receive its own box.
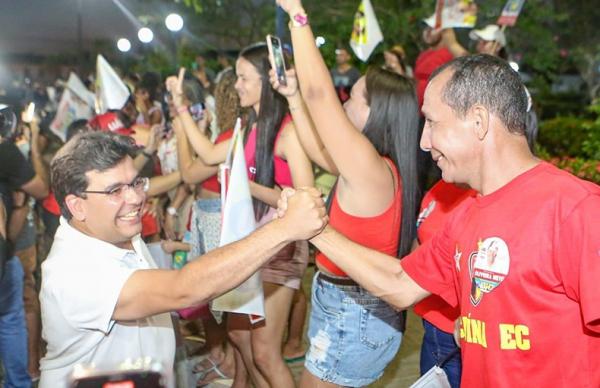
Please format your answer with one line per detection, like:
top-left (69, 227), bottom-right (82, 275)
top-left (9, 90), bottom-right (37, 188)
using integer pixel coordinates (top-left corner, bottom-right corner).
top-left (201, 264), bottom-right (424, 388)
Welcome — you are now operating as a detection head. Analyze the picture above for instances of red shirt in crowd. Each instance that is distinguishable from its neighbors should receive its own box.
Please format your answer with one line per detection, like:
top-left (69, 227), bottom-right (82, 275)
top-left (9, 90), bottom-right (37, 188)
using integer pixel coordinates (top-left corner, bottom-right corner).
top-left (402, 162), bottom-right (600, 387)
top-left (200, 129), bottom-right (234, 194)
top-left (413, 180), bottom-right (477, 333)
top-left (414, 47), bottom-right (453, 109)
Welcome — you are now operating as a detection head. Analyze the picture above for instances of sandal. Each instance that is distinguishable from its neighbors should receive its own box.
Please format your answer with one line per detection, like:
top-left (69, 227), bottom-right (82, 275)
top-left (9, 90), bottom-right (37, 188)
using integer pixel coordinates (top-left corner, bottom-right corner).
top-left (192, 356), bottom-right (219, 375)
top-left (195, 363), bottom-right (230, 387)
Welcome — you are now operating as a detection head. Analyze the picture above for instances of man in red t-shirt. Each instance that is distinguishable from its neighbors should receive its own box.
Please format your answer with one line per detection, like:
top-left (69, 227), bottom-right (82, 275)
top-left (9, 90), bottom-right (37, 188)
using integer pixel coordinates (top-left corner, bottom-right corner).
top-left (414, 181), bottom-right (476, 387)
top-left (305, 55), bottom-right (600, 387)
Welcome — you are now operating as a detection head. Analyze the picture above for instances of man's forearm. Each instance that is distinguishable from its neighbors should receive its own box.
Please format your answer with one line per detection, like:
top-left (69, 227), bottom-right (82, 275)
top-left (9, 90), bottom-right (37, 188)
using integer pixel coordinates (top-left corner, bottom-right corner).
top-left (175, 218), bottom-right (292, 305)
top-left (311, 226), bottom-right (425, 309)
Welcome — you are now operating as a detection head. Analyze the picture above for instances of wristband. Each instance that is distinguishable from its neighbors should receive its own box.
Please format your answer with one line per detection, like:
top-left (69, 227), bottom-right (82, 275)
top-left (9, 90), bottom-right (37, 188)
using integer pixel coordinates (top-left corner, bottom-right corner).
top-left (176, 105), bottom-right (189, 115)
top-left (166, 206), bottom-right (178, 216)
top-left (289, 11), bottom-right (308, 28)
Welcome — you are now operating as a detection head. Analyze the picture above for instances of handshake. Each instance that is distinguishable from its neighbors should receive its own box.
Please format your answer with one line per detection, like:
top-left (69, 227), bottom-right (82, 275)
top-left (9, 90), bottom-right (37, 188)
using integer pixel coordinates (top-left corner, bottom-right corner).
top-left (274, 187), bottom-right (329, 241)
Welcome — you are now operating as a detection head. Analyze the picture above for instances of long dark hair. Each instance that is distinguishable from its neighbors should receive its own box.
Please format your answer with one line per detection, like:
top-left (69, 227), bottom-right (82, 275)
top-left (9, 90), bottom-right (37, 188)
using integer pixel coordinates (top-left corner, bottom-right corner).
top-left (239, 43), bottom-right (288, 220)
top-left (363, 67), bottom-right (420, 258)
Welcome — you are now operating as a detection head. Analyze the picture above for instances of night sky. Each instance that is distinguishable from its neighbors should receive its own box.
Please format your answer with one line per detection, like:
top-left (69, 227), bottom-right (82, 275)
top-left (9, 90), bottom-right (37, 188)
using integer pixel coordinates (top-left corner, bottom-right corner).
top-left (0, 0), bottom-right (161, 56)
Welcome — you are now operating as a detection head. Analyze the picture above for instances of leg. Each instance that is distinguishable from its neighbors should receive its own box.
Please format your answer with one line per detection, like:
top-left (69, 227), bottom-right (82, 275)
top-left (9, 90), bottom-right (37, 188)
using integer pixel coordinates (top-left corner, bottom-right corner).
top-left (195, 339), bottom-right (236, 386)
top-left (230, 346), bottom-right (250, 388)
top-left (251, 282), bottom-right (296, 388)
top-left (283, 287), bottom-right (307, 362)
top-left (420, 319), bottom-right (462, 388)
top-left (0, 257), bottom-right (31, 387)
top-left (419, 319), bottom-right (438, 375)
top-left (194, 315), bottom-right (228, 370)
top-left (228, 313), bottom-right (268, 388)
top-left (15, 244), bottom-right (41, 380)
top-left (434, 323), bottom-right (462, 388)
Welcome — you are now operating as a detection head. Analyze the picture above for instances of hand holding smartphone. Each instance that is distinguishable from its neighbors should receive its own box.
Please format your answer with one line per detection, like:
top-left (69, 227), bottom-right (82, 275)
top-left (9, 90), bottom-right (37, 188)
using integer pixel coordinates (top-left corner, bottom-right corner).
top-left (266, 34), bottom-right (287, 87)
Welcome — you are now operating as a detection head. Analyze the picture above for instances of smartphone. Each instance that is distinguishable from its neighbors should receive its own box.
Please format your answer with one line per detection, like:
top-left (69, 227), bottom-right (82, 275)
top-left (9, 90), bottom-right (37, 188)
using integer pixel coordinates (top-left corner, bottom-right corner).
top-left (189, 102), bottom-right (205, 122)
top-left (22, 102), bottom-right (35, 124)
top-left (266, 34), bottom-right (287, 86)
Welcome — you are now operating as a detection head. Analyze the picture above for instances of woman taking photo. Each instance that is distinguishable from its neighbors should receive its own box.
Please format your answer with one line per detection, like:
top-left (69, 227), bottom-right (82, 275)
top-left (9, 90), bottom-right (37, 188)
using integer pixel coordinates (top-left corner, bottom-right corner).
top-left (167, 43), bottom-right (313, 388)
top-left (272, 1), bottom-right (421, 387)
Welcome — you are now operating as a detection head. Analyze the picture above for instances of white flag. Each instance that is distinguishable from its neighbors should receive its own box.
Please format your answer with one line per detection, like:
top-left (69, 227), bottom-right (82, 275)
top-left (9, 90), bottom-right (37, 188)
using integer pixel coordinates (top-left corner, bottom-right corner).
top-left (49, 72), bottom-right (94, 141)
top-left (95, 54), bottom-right (130, 114)
top-left (349, 0), bottom-right (383, 62)
top-left (212, 119), bottom-right (265, 318)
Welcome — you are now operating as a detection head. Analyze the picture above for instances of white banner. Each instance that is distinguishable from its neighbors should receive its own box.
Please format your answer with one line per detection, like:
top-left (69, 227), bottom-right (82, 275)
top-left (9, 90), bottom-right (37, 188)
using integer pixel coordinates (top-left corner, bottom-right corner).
top-left (49, 73), bottom-right (94, 142)
top-left (211, 119), bottom-right (265, 318)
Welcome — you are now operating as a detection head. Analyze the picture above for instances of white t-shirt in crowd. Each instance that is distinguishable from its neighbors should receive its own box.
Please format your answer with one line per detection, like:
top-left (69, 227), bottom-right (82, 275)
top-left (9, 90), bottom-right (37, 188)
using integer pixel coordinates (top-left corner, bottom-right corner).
top-left (39, 218), bottom-right (175, 388)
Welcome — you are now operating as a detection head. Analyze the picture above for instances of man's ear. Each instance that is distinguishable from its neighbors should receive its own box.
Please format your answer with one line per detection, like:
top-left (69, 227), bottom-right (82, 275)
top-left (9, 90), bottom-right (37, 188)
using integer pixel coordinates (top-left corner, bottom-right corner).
top-left (65, 194), bottom-right (86, 221)
top-left (471, 104), bottom-right (490, 141)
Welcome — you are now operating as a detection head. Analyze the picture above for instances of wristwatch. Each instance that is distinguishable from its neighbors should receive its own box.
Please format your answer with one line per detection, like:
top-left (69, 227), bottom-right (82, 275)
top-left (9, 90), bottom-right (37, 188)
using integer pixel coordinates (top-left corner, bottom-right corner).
top-left (166, 206), bottom-right (178, 216)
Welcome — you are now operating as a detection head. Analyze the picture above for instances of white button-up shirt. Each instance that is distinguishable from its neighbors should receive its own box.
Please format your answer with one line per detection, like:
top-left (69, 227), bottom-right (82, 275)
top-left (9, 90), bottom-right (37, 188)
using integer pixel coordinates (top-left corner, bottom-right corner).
top-left (39, 218), bottom-right (175, 388)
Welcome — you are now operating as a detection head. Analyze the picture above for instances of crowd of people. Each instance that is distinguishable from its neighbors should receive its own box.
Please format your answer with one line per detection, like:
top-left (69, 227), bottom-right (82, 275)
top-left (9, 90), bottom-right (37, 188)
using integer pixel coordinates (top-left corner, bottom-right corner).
top-left (1, 0), bottom-right (599, 387)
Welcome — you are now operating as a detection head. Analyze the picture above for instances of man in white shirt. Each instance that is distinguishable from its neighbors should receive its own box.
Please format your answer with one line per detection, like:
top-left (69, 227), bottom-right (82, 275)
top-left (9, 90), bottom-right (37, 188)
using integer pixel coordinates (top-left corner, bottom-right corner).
top-left (39, 131), bottom-right (326, 387)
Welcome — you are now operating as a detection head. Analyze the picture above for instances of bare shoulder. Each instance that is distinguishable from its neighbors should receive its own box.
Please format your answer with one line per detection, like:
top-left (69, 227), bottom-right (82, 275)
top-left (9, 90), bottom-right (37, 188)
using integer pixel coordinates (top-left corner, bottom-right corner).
top-left (275, 120), bottom-right (299, 157)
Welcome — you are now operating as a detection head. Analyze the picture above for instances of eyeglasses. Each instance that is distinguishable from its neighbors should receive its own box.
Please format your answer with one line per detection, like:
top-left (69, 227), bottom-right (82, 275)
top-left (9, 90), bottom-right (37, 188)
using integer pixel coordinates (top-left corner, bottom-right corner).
top-left (82, 176), bottom-right (149, 203)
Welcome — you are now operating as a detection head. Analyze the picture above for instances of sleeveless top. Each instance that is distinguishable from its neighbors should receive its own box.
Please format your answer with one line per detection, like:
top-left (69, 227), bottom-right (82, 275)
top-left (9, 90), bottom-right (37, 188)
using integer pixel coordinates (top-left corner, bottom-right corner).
top-left (244, 114), bottom-right (294, 188)
top-left (201, 129), bottom-right (234, 193)
top-left (316, 159), bottom-right (402, 276)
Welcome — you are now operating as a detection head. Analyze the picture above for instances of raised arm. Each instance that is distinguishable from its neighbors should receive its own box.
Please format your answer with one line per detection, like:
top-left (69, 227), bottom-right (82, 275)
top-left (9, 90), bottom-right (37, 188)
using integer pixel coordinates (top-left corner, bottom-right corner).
top-left (173, 117), bottom-right (219, 185)
top-left (147, 171), bottom-right (182, 197)
top-left (21, 119), bottom-right (49, 199)
top-left (133, 124), bottom-right (161, 172)
top-left (166, 69), bottom-right (230, 165)
top-left (270, 68), bottom-right (338, 174)
top-left (276, 1), bottom-right (389, 190)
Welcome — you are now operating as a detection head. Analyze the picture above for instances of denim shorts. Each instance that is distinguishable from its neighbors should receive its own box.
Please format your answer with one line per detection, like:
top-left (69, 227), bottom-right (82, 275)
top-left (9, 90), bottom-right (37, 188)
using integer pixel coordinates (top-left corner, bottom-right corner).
top-left (305, 272), bottom-right (404, 387)
top-left (190, 198), bottom-right (221, 258)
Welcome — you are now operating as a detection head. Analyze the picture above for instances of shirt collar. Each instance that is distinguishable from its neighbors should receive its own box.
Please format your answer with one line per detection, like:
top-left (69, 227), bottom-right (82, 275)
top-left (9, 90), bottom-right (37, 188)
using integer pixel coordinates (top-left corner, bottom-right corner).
top-left (57, 217), bottom-right (143, 261)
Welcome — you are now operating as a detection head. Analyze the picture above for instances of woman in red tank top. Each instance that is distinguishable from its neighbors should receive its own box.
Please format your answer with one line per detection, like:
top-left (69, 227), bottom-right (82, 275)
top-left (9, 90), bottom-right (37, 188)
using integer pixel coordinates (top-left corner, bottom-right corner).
top-left (271, 2), bottom-right (421, 387)
top-left (168, 44), bottom-right (313, 388)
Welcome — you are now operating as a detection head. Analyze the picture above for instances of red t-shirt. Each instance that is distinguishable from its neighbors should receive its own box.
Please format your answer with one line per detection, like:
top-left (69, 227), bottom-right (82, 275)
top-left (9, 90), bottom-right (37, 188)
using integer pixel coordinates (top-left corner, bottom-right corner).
top-left (42, 191), bottom-right (61, 216)
top-left (413, 180), bottom-right (477, 333)
top-left (201, 129), bottom-right (234, 194)
top-left (402, 162), bottom-right (600, 387)
top-left (317, 160), bottom-right (402, 276)
top-left (414, 48), bottom-right (453, 109)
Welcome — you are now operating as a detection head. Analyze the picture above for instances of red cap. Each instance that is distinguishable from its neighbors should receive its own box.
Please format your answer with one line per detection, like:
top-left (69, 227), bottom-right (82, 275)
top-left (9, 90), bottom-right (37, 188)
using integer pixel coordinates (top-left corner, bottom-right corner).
top-left (88, 112), bottom-right (135, 137)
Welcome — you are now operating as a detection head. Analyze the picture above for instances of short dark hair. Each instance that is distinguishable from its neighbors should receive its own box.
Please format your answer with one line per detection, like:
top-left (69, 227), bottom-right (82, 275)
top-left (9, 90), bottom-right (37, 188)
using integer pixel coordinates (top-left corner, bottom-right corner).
top-left (65, 119), bottom-right (90, 142)
top-left (51, 131), bottom-right (137, 219)
top-left (431, 54), bottom-right (528, 134)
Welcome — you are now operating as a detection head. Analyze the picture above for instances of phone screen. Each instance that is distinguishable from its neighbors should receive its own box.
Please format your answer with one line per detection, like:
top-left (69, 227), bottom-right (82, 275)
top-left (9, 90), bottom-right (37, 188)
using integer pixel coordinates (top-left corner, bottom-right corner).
top-left (268, 35), bottom-right (287, 86)
top-left (189, 102), bottom-right (205, 122)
